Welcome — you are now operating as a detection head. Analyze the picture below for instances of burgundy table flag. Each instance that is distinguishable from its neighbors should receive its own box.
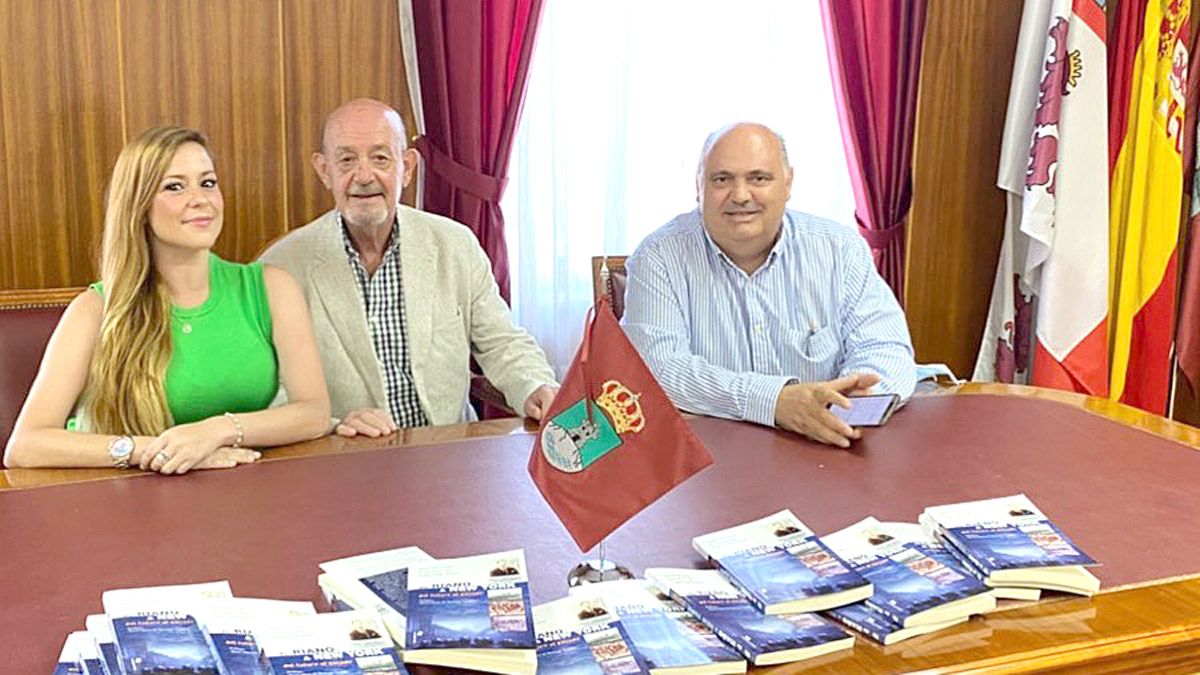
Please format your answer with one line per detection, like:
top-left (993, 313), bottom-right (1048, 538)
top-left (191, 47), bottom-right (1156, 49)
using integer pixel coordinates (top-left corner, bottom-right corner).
top-left (528, 295), bottom-right (714, 552)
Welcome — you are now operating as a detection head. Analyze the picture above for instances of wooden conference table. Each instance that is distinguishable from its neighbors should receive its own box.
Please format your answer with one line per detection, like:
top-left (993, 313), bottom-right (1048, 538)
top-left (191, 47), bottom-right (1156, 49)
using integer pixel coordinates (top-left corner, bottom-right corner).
top-left (4, 383), bottom-right (1200, 673)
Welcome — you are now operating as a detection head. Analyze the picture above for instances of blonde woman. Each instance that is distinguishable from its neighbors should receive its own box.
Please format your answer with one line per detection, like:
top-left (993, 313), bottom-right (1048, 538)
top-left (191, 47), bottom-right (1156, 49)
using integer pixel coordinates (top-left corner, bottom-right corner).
top-left (3, 126), bottom-right (331, 474)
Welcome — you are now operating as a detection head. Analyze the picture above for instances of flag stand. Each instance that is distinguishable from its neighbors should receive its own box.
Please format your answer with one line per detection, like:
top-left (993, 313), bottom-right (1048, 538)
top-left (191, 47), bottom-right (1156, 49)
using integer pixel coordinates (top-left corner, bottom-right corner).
top-left (566, 539), bottom-right (633, 587)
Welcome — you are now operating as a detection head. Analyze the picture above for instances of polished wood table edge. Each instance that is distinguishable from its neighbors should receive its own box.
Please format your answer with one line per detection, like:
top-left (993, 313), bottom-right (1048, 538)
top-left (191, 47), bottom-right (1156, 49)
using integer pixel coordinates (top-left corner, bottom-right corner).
top-left (912, 576), bottom-right (1200, 673)
top-left (923, 382), bottom-right (1200, 449)
top-left (0, 415), bottom-right (540, 490)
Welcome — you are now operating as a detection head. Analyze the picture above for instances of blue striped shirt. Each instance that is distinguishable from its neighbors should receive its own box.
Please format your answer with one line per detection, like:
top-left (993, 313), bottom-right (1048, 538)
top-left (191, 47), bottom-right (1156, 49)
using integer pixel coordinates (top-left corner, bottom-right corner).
top-left (621, 209), bottom-right (916, 427)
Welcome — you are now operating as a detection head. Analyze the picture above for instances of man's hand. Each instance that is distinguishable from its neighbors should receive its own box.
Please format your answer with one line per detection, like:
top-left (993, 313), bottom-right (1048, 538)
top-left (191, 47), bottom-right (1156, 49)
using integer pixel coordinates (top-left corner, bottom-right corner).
top-left (335, 408), bottom-right (398, 437)
top-left (523, 384), bottom-right (559, 421)
top-left (774, 373), bottom-right (881, 448)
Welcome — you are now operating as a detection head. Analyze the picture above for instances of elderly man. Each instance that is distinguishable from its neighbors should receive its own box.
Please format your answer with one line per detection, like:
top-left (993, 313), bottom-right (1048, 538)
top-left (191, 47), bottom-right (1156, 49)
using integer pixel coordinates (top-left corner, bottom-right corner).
top-left (622, 122), bottom-right (916, 448)
top-left (261, 98), bottom-right (556, 436)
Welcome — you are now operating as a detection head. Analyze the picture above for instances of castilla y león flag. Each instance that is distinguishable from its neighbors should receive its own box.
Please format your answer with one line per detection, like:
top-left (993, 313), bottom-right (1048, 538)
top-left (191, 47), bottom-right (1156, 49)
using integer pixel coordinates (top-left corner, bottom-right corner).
top-left (528, 296), bottom-right (713, 552)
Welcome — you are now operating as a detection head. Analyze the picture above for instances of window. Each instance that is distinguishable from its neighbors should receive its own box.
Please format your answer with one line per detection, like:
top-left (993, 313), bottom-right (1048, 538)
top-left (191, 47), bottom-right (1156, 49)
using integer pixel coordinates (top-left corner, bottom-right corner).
top-left (504, 0), bottom-right (855, 374)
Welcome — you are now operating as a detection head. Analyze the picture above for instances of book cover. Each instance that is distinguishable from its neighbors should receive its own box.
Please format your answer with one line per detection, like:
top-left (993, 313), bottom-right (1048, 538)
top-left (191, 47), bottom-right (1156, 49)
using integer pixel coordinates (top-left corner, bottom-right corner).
top-left (85, 614), bottom-right (121, 675)
top-left (101, 580), bottom-right (233, 675)
top-left (575, 579), bottom-right (744, 673)
top-left (196, 597), bottom-right (315, 675)
top-left (644, 568), bottom-right (853, 667)
top-left (821, 518), bottom-right (995, 627)
top-left (405, 549), bottom-right (535, 650)
top-left (318, 546), bottom-right (433, 646)
top-left (922, 494), bottom-right (1096, 573)
top-left (824, 601), bottom-right (966, 646)
top-left (404, 549), bottom-right (536, 674)
top-left (534, 594), bottom-right (648, 674)
top-left (255, 609), bottom-right (406, 674)
top-left (692, 510), bottom-right (870, 614)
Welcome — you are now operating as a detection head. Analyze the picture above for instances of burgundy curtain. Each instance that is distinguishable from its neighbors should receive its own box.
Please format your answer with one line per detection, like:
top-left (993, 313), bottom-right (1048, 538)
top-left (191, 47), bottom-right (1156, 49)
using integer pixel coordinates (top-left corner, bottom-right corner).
top-left (820, 0), bottom-right (929, 304)
top-left (411, 0), bottom-right (544, 303)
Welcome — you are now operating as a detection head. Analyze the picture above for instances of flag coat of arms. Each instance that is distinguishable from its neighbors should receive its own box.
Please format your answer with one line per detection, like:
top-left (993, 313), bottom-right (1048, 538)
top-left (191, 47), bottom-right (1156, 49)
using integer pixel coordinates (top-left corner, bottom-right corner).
top-left (973, 0), bottom-right (1109, 395)
top-left (528, 296), bottom-right (713, 552)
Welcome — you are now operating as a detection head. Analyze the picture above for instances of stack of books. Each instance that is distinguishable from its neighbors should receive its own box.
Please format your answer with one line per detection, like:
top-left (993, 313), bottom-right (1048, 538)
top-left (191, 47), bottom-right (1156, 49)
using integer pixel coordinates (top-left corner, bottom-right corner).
top-left (50, 494), bottom-right (1101, 671)
top-left (402, 549), bottom-right (538, 675)
top-left (533, 593), bottom-right (647, 673)
top-left (644, 567), bottom-right (854, 667)
top-left (570, 579), bottom-right (747, 673)
top-left (820, 518), bottom-right (996, 645)
top-left (691, 510), bottom-right (873, 614)
top-left (920, 494), bottom-right (1100, 597)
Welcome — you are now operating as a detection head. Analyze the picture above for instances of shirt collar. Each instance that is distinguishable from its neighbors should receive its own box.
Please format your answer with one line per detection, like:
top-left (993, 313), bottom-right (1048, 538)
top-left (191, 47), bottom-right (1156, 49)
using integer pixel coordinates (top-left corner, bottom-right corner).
top-left (700, 209), bottom-right (791, 276)
top-left (337, 211), bottom-right (400, 265)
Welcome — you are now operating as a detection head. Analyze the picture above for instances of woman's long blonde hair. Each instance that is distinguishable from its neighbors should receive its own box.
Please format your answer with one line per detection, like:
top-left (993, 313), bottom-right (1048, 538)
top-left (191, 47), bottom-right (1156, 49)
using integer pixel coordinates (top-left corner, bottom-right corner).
top-left (85, 126), bottom-right (210, 435)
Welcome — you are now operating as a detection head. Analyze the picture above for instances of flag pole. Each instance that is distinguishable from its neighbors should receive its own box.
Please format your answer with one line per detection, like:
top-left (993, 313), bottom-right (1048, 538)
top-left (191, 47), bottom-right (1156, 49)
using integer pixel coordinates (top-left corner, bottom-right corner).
top-left (566, 267), bottom-right (633, 586)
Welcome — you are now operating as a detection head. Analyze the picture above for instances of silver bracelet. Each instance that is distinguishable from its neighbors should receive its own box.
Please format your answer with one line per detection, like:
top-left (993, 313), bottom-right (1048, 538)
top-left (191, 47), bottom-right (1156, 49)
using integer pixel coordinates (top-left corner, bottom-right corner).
top-left (224, 412), bottom-right (244, 449)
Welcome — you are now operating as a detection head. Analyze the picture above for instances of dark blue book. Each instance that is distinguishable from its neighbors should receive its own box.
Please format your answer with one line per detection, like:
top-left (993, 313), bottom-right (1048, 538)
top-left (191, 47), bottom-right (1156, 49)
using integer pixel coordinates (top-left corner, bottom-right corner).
top-left (196, 597), bottom-right (317, 675)
top-left (579, 579), bottom-right (744, 673)
top-left (825, 602), bottom-right (967, 646)
top-left (645, 568), bottom-right (854, 667)
top-left (822, 518), bottom-right (996, 627)
top-left (255, 609), bottom-right (406, 675)
top-left (318, 546), bottom-right (433, 646)
top-left (534, 595), bottom-right (649, 674)
top-left (921, 494), bottom-right (1100, 595)
top-left (692, 510), bottom-right (872, 614)
top-left (404, 549), bottom-right (537, 674)
top-left (102, 581), bottom-right (233, 675)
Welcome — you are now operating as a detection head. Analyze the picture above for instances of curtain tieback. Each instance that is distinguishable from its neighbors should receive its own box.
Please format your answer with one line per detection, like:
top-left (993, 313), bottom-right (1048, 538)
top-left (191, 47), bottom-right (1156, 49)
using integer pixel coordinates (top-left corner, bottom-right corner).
top-left (856, 215), bottom-right (905, 250)
top-left (414, 136), bottom-right (508, 203)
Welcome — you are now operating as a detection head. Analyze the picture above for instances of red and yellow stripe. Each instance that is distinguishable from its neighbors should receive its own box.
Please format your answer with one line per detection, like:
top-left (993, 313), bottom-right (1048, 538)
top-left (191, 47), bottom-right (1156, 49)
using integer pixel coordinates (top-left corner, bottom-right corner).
top-left (1108, 0), bottom-right (1190, 414)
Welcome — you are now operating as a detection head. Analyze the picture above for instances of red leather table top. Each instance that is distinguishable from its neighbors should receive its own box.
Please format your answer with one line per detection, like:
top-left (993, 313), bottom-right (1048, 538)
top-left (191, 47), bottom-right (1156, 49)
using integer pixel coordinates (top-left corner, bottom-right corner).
top-left (4, 394), bottom-right (1199, 671)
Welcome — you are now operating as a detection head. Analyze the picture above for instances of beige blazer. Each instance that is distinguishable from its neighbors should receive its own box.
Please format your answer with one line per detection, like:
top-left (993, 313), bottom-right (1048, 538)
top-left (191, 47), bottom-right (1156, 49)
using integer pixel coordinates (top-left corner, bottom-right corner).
top-left (260, 207), bottom-right (556, 425)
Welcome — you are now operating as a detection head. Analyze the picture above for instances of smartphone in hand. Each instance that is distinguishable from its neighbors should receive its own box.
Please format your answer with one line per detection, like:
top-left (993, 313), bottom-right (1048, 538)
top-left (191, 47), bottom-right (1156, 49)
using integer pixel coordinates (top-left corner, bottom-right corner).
top-left (829, 393), bottom-right (901, 427)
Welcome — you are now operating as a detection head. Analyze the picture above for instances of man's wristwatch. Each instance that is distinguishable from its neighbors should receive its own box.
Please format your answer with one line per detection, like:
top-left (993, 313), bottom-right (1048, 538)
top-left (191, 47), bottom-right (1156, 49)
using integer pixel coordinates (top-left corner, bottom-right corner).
top-left (108, 435), bottom-right (134, 469)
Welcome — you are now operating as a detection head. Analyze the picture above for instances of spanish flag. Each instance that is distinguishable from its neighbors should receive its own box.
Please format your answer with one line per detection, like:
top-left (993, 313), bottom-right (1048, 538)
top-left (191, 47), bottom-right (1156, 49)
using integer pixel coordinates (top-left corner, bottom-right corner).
top-left (1109, 0), bottom-right (1191, 414)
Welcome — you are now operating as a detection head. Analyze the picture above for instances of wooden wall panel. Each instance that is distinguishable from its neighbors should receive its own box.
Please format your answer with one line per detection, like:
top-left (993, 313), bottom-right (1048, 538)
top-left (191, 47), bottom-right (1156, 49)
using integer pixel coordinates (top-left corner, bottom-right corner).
top-left (0, 0), bottom-right (125, 288)
top-left (119, 0), bottom-right (287, 263)
top-left (905, 0), bottom-right (1025, 377)
top-left (280, 0), bottom-right (417, 232)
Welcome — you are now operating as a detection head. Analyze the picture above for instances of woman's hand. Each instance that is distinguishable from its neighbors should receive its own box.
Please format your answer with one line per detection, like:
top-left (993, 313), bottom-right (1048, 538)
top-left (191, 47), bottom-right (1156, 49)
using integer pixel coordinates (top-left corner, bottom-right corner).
top-left (136, 417), bottom-right (235, 474)
top-left (192, 446), bottom-right (261, 470)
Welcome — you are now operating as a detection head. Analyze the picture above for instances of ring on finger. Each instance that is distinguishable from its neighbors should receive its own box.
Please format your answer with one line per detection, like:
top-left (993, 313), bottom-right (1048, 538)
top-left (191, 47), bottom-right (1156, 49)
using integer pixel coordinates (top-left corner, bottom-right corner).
top-left (154, 451), bottom-right (171, 465)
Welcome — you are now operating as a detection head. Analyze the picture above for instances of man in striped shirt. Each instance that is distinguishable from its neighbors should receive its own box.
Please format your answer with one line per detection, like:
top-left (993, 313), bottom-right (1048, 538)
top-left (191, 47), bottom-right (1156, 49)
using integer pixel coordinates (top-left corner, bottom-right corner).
top-left (622, 123), bottom-right (916, 448)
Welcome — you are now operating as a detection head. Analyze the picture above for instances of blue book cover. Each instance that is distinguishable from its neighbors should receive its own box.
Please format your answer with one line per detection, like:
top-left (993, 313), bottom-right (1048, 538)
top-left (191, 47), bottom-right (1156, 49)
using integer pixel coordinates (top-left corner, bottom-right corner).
top-left (534, 595), bottom-right (648, 674)
top-left (197, 597), bottom-right (316, 675)
top-left (923, 495), bottom-right (1096, 574)
top-left (692, 510), bottom-right (869, 613)
top-left (824, 602), bottom-right (899, 645)
top-left (102, 581), bottom-right (233, 675)
top-left (405, 550), bottom-right (536, 652)
top-left (256, 609), bottom-right (407, 675)
top-left (318, 546), bottom-right (433, 646)
top-left (645, 568), bottom-right (851, 665)
top-left (110, 613), bottom-right (220, 675)
top-left (822, 519), bottom-right (994, 627)
top-left (577, 580), bottom-right (742, 672)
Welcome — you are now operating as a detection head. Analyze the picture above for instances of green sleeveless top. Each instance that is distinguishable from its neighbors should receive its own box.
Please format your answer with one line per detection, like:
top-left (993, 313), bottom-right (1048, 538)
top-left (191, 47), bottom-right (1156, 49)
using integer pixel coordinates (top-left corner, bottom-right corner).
top-left (88, 254), bottom-right (279, 425)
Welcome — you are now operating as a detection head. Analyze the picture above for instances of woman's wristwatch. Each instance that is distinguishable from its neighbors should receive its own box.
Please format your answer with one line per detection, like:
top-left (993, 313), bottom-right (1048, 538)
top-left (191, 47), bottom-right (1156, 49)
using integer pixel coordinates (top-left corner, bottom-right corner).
top-left (108, 435), bottom-right (134, 469)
